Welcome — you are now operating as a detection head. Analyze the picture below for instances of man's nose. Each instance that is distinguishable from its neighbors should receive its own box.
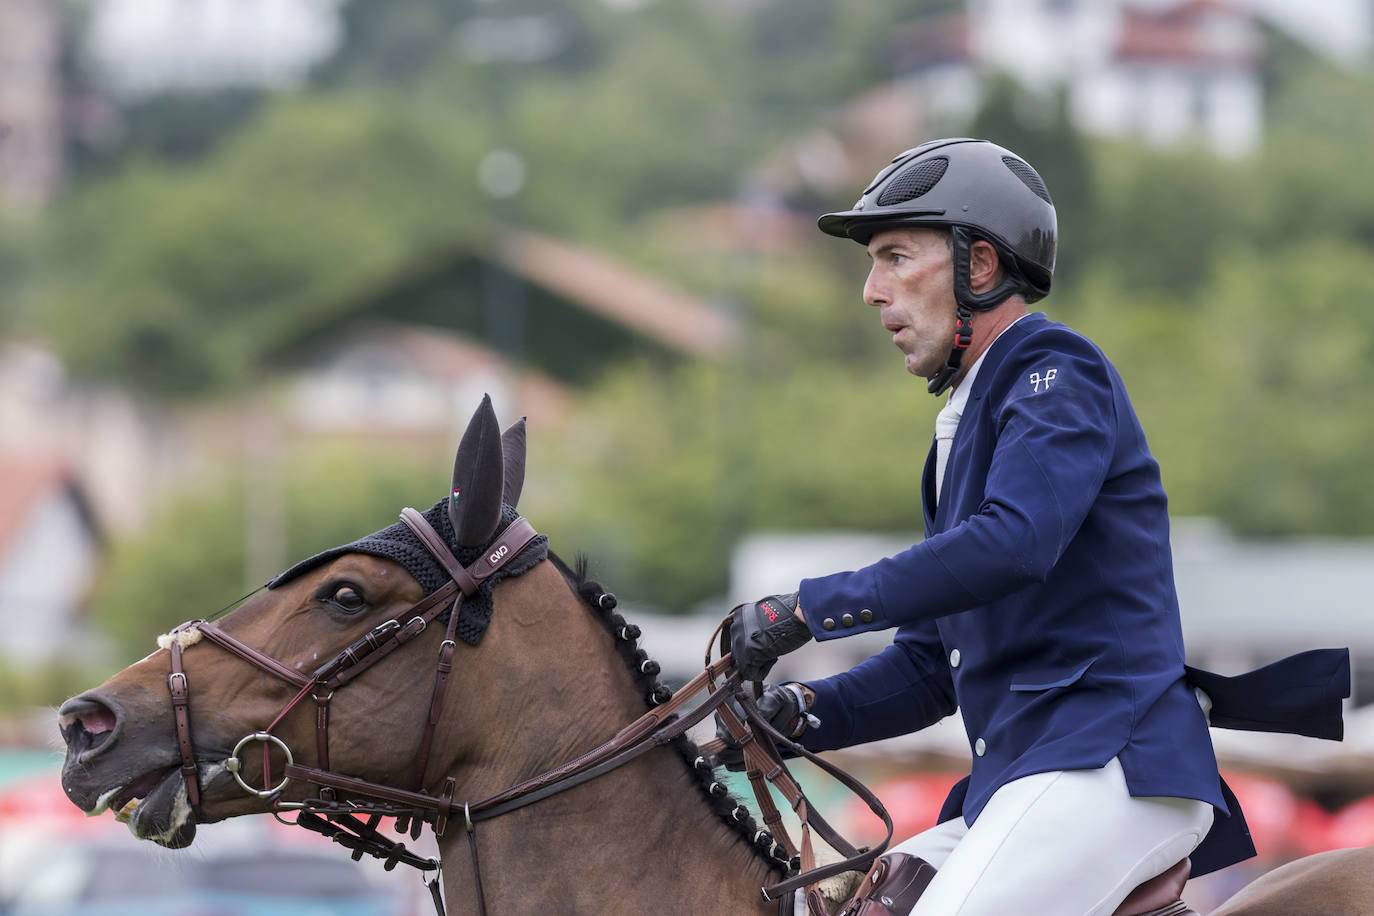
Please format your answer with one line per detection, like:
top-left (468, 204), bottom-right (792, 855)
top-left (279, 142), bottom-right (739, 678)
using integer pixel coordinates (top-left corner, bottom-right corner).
top-left (862, 270), bottom-right (886, 307)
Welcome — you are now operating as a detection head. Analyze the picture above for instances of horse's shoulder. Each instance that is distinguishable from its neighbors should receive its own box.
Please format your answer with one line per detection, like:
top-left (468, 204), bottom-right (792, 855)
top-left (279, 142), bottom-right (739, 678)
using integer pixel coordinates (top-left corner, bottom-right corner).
top-left (1210, 847), bottom-right (1374, 915)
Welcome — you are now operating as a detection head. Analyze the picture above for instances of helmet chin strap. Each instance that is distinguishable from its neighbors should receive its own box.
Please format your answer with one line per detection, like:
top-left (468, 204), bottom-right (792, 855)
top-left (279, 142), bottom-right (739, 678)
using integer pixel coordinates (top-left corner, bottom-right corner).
top-left (927, 303), bottom-right (972, 396)
top-left (926, 227), bottom-right (1028, 396)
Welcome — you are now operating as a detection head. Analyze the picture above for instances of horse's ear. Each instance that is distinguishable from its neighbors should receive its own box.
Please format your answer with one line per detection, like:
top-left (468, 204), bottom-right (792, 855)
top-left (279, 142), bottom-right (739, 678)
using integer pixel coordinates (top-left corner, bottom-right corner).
top-left (449, 395), bottom-right (505, 547)
top-left (501, 418), bottom-right (527, 509)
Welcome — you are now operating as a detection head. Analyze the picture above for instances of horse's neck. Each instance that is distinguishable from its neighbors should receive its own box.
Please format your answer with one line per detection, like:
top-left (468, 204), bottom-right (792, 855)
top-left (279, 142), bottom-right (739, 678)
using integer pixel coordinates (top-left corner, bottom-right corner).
top-left (436, 749), bottom-right (778, 914)
top-left (433, 565), bottom-right (776, 914)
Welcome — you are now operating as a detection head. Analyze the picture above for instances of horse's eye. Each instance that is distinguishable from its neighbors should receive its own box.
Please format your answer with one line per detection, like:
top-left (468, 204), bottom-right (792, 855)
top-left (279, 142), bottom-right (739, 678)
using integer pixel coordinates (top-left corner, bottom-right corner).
top-left (330, 586), bottom-right (366, 612)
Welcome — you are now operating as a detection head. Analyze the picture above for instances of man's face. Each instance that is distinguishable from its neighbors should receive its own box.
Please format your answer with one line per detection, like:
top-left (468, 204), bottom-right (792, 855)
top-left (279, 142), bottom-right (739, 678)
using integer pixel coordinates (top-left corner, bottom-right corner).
top-left (862, 227), bottom-right (956, 378)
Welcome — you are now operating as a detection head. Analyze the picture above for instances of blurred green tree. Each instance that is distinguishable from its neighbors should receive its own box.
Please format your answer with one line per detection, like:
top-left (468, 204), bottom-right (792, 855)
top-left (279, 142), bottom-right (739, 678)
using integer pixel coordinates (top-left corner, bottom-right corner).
top-left (967, 74), bottom-right (1098, 283)
top-left (537, 358), bottom-right (934, 611)
top-left (37, 94), bottom-right (490, 392)
top-left (24, 0), bottom-right (1374, 626)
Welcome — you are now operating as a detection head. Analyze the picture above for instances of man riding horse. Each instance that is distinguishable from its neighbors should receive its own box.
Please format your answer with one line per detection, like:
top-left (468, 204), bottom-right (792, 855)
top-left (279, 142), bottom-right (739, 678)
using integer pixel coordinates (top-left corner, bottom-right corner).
top-left (725, 138), bottom-right (1350, 916)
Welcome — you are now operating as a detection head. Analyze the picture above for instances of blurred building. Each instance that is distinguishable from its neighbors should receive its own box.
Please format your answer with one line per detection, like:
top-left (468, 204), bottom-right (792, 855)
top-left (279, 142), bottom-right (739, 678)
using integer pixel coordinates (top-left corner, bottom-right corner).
top-left (894, 0), bottom-right (1269, 157)
top-left (0, 342), bottom-right (169, 535)
top-left (286, 323), bottom-right (569, 439)
top-left (0, 457), bottom-right (101, 664)
top-left (0, 0), bottom-right (64, 213)
top-left (83, 0), bottom-right (339, 98)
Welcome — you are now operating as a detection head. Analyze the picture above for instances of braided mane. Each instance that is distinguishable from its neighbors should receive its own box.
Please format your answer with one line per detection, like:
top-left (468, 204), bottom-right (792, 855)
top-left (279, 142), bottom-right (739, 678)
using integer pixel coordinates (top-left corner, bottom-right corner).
top-left (549, 553), bottom-right (789, 876)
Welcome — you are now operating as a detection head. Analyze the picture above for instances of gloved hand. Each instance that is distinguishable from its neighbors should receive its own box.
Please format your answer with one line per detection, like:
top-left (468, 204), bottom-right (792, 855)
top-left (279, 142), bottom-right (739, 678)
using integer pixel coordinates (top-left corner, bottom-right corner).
top-left (712, 682), bottom-right (817, 771)
top-left (730, 592), bottom-right (812, 682)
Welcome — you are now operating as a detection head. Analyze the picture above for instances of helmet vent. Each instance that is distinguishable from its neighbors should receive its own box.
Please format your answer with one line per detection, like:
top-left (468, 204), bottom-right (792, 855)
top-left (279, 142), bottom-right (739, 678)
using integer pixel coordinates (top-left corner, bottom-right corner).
top-left (876, 157), bottom-right (948, 206)
top-left (1002, 156), bottom-right (1052, 205)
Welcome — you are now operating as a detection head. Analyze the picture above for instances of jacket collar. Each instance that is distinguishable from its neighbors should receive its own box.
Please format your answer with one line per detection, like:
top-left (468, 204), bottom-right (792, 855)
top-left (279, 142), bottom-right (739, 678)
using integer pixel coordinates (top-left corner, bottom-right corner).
top-left (968, 311), bottom-right (1047, 403)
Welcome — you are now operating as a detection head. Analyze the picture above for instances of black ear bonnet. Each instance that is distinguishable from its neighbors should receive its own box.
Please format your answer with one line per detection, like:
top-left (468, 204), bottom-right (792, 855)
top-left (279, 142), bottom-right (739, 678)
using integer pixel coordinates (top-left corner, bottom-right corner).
top-left (268, 499), bottom-right (549, 646)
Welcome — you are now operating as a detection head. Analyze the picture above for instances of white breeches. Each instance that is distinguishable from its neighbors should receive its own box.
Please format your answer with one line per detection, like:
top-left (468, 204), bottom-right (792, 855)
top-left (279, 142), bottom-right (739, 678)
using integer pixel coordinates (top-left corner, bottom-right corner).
top-left (894, 757), bottom-right (1214, 916)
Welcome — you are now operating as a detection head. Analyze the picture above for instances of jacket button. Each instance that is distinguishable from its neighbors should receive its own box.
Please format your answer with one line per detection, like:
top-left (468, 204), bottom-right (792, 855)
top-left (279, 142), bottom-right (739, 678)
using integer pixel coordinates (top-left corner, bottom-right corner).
top-left (949, 649), bottom-right (961, 668)
top-left (841, 613), bottom-right (854, 627)
top-left (974, 737), bottom-right (986, 757)
top-left (822, 618), bottom-right (836, 631)
top-left (860, 609), bottom-right (873, 623)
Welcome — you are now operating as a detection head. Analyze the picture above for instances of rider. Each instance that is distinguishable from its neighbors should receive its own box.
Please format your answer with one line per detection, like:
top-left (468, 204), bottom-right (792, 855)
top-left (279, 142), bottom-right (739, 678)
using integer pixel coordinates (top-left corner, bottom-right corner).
top-left (724, 138), bottom-right (1349, 916)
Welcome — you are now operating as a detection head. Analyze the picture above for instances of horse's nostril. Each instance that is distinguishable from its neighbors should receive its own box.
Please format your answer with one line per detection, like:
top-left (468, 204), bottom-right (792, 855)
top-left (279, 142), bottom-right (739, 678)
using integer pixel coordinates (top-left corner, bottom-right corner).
top-left (58, 695), bottom-right (119, 749)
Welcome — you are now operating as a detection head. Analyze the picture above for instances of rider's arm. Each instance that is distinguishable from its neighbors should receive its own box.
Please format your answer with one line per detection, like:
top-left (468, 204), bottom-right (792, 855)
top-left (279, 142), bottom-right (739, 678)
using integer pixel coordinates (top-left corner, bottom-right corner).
top-left (799, 331), bottom-right (1118, 637)
top-left (798, 620), bottom-right (956, 751)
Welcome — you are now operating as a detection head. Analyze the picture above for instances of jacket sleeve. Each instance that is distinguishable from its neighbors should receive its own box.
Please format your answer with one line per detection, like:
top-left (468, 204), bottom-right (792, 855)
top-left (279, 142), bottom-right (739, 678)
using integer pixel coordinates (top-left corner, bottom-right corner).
top-left (799, 619), bottom-right (957, 751)
top-left (799, 332), bottom-right (1117, 637)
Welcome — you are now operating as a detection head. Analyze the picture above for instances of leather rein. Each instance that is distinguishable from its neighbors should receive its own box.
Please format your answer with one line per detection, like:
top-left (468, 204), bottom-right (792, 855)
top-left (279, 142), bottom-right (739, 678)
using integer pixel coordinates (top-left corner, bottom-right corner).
top-left (165, 509), bottom-right (892, 916)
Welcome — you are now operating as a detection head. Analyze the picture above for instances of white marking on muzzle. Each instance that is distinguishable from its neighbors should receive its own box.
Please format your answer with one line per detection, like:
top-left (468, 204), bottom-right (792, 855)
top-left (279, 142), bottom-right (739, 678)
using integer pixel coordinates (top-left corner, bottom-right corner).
top-left (89, 785), bottom-right (122, 817)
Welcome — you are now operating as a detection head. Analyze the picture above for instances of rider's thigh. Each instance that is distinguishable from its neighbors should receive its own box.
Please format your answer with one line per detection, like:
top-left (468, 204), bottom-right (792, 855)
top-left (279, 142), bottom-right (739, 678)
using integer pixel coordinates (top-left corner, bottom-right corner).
top-left (888, 814), bottom-right (968, 870)
top-left (908, 758), bottom-right (1213, 916)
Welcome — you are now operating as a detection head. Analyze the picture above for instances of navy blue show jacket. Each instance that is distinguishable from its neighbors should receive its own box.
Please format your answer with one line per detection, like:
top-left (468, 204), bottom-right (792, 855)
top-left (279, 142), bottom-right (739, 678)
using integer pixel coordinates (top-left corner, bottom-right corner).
top-left (796, 313), bottom-right (1349, 877)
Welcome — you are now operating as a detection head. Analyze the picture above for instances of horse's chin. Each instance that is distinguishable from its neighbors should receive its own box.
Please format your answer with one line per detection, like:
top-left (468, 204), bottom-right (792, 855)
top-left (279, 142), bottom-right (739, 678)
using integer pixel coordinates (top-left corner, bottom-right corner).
top-left (123, 768), bottom-right (198, 848)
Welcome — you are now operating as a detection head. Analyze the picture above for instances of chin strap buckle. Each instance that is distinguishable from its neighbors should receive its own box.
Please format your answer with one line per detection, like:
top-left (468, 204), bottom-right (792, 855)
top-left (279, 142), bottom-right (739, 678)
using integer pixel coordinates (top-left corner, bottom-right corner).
top-left (928, 305), bottom-right (974, 396)
top-left (953, 309), bottom-right (973, 349)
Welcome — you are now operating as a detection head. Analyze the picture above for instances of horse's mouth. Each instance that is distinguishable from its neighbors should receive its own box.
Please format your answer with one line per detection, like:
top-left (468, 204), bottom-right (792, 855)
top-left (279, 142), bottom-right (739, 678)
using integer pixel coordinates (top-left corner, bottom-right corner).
top-left (106, 766), bottom-right (198, 848)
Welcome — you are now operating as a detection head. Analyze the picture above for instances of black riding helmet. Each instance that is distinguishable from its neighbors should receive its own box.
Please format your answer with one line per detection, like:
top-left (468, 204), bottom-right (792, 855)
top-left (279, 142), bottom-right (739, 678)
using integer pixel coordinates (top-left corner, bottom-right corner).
top-left (818, 138), bottom-right (1057, 394)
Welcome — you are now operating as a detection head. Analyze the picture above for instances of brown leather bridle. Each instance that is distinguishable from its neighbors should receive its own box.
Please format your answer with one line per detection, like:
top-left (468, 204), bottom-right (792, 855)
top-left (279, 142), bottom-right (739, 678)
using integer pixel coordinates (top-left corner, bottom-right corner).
top-left (165, 509), bottom-right (538, 816)
top-left (165, 508), bottom-right (891, 916)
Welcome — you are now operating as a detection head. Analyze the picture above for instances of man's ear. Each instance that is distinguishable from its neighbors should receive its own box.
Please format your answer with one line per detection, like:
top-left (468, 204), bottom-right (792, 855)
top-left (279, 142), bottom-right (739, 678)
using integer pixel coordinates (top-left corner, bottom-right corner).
top-left (968, 240), bottom-right (1003, 295)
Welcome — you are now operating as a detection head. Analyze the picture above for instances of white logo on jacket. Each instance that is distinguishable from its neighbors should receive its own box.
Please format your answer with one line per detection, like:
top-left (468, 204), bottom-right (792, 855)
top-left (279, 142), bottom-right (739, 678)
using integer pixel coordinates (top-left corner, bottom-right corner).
top-left (1030, 368), bottom-right (1058, 392)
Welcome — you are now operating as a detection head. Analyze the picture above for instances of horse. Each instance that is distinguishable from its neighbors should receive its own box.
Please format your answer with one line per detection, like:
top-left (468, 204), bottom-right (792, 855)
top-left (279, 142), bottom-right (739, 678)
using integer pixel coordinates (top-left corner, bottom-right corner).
top-left (54, 398), bottom-right (1374, 915)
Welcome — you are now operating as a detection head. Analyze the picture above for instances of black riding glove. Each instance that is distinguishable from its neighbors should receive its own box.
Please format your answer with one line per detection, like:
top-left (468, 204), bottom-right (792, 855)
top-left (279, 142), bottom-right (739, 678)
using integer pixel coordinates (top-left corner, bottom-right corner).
top-left (712, 682), bottom-right (818, 772)
top-left (730, 592), bottom-right (812, 683)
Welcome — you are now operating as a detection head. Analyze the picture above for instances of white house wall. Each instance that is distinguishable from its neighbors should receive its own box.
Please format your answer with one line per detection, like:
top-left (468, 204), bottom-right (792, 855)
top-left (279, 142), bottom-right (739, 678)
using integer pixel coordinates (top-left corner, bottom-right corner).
top-left (1072, 69), bottom-right (1135, 138)
top-left (969, 0), bottom-right (1121, 90)
top-left (909, 66), bottom-right (982, 127)
top-left (1202, 72), bottom-right (1262, 158)
top-left (0, 492), bottom-right (98, 663)
top-left (1138, 67), bottom-right (1198, 148)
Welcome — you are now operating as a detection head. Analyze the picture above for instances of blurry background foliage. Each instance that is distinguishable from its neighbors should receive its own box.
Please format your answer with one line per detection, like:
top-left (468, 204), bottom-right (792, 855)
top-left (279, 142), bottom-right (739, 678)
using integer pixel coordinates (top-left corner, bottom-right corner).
top-left (3, 0), bottom-right (1374, 664)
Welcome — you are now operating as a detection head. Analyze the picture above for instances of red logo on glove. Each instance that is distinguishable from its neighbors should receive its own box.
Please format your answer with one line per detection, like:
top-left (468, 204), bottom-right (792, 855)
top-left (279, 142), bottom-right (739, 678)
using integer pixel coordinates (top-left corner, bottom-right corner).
top-left (761, 601), bottom-right (779, 623)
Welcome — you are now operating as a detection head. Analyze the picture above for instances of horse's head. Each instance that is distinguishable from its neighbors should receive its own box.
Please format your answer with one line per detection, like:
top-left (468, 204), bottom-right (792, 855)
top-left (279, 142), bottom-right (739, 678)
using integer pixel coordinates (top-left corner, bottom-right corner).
top-left (57, 396), bottom-right (548, 848)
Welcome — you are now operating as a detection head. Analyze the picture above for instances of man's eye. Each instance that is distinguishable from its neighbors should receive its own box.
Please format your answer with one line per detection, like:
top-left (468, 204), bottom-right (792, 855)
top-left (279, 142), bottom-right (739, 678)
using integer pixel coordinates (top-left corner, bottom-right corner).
top-left (331, 586), bottom-right (365, 612)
